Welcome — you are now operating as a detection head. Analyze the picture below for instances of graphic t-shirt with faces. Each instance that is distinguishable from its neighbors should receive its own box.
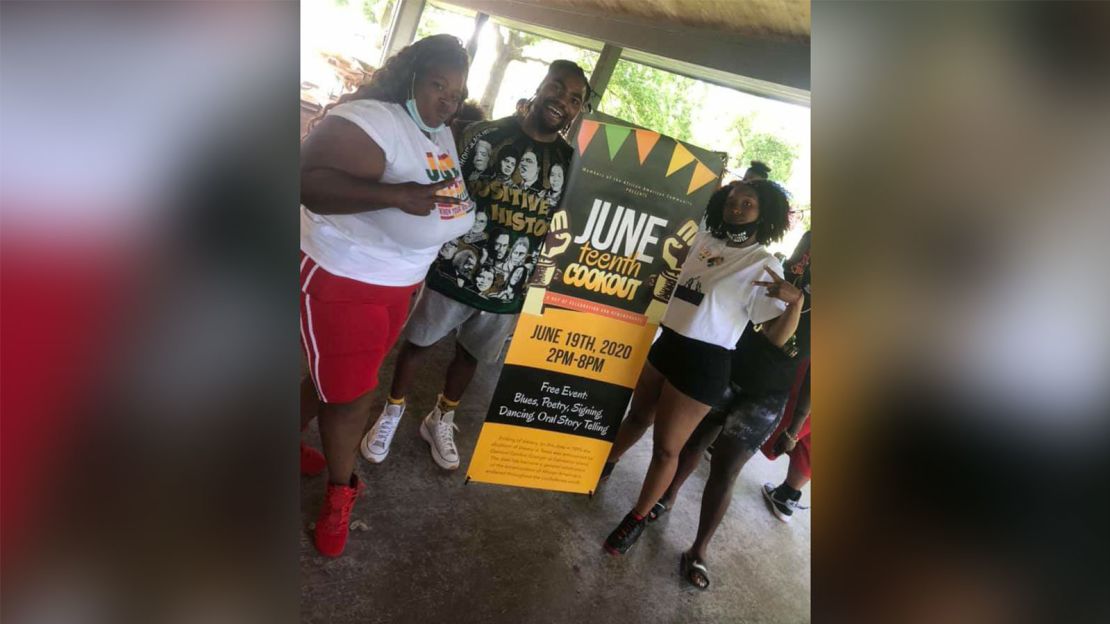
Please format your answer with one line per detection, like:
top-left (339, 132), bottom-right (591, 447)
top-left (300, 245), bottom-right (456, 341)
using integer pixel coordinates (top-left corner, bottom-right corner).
top-left (662, 231), bottom-right (787, 349)
top-left (300, 100), bottom-right (475, 286)
top-left (424, 116), bottom-right (573, 313)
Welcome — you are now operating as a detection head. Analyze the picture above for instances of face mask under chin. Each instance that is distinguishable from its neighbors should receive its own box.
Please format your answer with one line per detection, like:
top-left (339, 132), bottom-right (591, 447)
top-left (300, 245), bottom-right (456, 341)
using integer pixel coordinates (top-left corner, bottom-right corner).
top-left (710, 220), bottom-right (759, 244)
top-left (405, 74), bottom-right (445, 133)
top-left (405, 97), bottom-right (444, 133)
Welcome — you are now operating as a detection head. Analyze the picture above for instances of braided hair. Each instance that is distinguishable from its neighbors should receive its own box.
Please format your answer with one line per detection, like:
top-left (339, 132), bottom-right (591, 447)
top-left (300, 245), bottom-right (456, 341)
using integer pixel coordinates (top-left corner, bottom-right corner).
top-left (307, 35), bottom-right (469, 134)
top-left (544, 59), bottom-right (595, 112)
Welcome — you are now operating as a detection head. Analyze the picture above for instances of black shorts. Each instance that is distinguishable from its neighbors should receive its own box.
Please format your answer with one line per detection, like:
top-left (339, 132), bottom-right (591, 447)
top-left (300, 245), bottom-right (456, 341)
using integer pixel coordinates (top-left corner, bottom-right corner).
top-left (701, 383), bottom-right (789, 452)
top-left (647, 326), bottom-right (731, 406)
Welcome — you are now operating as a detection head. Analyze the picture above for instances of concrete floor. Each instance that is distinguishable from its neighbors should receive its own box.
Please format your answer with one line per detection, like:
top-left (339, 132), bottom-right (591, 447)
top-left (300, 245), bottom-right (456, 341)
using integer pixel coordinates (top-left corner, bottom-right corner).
top-left (300, 331), bottom-right (811, 623)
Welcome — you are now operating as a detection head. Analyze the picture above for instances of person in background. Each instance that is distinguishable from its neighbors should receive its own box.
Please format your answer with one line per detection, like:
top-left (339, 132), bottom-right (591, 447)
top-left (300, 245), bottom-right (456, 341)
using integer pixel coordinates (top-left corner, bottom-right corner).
top-left (743, 160), bottom-right (771, 182)
top-left (599, 180), bottom-right (794, 558)
top-left (515, 97), bottom-right (530, 117)
top-left (450, 99), bottom-right (486, 145)
top-left (298, 35), bottom-right (472, 557)
top-left (361, 60), bottom-right (592, 471)
top-left (759, 230), bottom-right (812, 523)
top-left (760, 360), bottom-right (811, 523)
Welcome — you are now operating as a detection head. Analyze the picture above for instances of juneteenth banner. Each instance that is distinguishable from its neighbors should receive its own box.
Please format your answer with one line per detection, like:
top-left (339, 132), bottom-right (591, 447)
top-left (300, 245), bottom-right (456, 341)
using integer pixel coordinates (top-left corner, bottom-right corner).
top-left (465, 115), bottom-right (724, 494)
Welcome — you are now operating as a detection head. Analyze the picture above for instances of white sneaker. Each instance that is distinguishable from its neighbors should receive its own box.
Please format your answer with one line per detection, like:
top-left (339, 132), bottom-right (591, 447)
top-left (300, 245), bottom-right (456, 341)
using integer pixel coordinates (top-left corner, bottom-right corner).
top-left (361, 403), bottom-right (405, 463)
top-left (419, 406), bottom-right (460, 470)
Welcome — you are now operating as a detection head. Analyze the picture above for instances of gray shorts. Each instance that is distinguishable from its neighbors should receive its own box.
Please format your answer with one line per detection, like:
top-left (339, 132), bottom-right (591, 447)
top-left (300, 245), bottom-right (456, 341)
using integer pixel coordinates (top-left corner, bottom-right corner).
top-left (404, 287), bottom-right (518, 362)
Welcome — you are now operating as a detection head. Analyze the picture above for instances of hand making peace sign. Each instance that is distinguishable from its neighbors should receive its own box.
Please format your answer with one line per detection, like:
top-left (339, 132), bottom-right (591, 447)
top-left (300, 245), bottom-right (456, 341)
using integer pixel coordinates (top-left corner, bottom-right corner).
top-left (753, 267), bottom-right (804, 305)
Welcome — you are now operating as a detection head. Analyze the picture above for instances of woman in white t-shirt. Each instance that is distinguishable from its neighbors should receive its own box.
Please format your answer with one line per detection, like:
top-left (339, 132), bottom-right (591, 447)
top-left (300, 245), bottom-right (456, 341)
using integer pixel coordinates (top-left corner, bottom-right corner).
top-left (600, 179), bottom-right (797, 556)
top-left (298, 35), bottom-right (474, 558)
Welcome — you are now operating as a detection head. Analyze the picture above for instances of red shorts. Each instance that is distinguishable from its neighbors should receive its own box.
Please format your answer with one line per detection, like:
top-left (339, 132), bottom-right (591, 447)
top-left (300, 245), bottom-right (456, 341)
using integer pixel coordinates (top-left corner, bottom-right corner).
top-left (788, 431), bottom-right (811, 479)
top-left (300, 252), bottom-right (419, 404)
top-left (762, 356), bottom-right (811, 469)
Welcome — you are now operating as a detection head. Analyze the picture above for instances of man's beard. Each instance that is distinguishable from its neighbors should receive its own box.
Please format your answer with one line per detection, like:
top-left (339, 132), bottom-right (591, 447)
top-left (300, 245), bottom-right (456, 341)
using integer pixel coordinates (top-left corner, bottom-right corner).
top-left (531, 97), bottom-right (566, 133)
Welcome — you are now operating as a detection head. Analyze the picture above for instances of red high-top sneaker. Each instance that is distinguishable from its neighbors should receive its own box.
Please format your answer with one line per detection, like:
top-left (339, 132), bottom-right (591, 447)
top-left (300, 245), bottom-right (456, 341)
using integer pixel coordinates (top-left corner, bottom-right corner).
top-left (313, 474), bottom-right (360, 557)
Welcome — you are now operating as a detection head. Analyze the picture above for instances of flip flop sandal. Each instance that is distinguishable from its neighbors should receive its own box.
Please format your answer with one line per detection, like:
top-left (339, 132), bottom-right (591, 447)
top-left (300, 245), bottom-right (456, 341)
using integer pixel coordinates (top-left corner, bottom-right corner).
top-left (647, 500), bottom-right (670, 522)
top-left (680, 551), bottom-right (711, 590)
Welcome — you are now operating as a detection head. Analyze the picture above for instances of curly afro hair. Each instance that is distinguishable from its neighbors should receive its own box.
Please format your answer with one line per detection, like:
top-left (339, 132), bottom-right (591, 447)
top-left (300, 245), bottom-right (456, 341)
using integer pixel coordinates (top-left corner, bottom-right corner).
top-left (703, 179), bottom-right (792, 245)
top-left (494, 144), bottom-right (521, 170)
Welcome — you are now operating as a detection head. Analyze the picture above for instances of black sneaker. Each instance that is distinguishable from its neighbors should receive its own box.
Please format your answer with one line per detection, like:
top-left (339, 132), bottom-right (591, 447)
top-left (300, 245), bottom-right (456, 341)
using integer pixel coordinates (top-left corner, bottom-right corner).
top-left (761, 483), bottom-right (808, 523)
top-left (603, 512), bottom-right (646, 555)
top-left (598, 461), bottom-right (616, 482)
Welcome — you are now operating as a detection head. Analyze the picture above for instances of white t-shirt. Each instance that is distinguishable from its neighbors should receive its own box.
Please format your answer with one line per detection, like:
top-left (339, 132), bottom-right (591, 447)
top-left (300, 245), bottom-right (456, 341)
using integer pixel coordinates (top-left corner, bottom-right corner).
top-left (662, 231), bottom-right (787, 349)
top-left (300, 100), bottom-right (476, 286)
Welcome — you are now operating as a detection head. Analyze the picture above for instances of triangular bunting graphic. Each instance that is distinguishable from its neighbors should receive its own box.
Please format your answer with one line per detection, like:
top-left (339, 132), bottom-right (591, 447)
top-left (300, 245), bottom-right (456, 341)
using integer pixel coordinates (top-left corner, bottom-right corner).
top-left (666, 142), bottom-right (696, 176)
top-left (687, 161), bottom-right (718, 195)
top-left (604, 125), bottom-right (632, 160)
top-left (577, 120), bottom-right (600, 154)
top-left (634, 130), bottom-right (661, 165)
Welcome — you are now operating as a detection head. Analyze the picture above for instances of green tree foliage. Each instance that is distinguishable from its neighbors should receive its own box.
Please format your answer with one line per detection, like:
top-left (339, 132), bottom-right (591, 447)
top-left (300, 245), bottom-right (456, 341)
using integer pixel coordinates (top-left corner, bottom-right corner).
top-left (730, 114), bottom-right (798, 183)
top-left (581, 55), bottom-right (799, 189)
top-left (596, 60), bottom-right (701, 143)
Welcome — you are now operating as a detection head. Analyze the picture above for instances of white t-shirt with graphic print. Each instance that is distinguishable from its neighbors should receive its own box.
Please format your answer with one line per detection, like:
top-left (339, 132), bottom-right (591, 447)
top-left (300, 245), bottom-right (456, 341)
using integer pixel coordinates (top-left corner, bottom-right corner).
top-left (300, 100), bottom-right (475, 286)
top-left (662, 231), bottom-right (787, 349)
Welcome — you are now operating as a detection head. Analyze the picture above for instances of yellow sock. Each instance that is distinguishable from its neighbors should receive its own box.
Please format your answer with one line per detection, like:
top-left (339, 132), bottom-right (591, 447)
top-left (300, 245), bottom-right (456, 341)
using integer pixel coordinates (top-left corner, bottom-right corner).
top-left (387, 395), bottom-right (405, 405)
top-left (438, 394), bottom-right (460, 411)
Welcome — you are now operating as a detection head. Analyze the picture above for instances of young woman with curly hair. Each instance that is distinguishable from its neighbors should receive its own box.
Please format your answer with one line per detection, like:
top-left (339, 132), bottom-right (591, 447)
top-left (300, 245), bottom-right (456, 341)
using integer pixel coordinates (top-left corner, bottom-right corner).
top-left (654, 230), bottom-right (811, 590)
top-left (599, 180), bottom-right (798, 559)
top-left (298, 34), bottom-right (473, 557)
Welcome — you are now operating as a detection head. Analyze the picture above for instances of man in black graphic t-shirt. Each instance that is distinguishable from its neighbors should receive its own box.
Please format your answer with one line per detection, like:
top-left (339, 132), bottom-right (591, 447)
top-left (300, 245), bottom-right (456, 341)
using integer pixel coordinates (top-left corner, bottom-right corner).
top-left (361, 60), bottom-right (593, 471)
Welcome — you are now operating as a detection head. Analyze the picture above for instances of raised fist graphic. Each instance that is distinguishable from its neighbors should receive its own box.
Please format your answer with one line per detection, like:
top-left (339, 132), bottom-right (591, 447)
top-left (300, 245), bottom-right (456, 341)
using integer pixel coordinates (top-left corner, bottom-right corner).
top-left (645, 219), bottom-right (698, 322)
top-left (531, 209), bottom-right (572, 287)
